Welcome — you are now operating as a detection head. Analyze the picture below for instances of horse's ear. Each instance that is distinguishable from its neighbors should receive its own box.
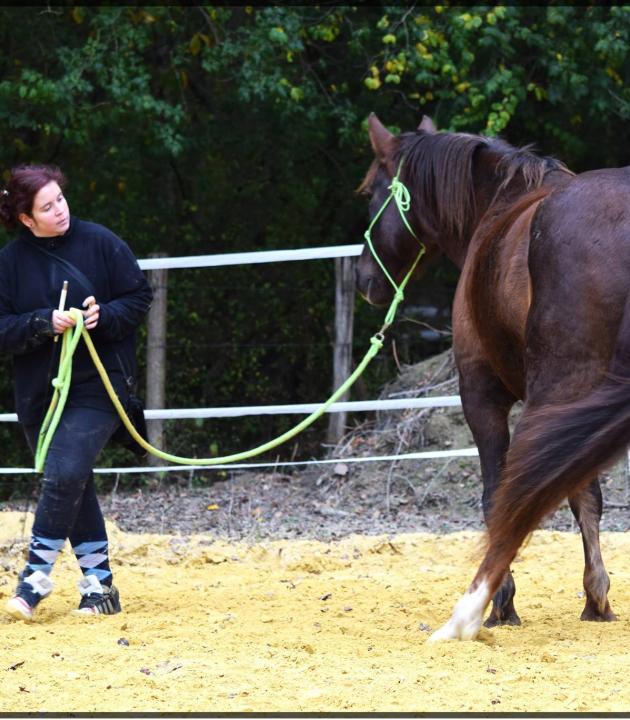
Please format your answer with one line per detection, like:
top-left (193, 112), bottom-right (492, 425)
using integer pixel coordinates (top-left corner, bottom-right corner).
top-left (368, 113), bottom-right (396, 161)
top-left (418, 115), bottom-right (437, 133)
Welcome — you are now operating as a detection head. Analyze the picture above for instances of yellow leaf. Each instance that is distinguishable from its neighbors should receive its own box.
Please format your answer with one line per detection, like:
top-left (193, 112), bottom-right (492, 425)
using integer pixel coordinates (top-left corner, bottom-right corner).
top-left (190, 34), bottom-right (201, 56)
top-left (246, 6), bottom-right (253, 14)
top-left (364, 77), bottom-right (381, 90)
top-left (556, 53), bottom-right (563, 61)
top-left (72, 6), bottom-right (85, 24)
top-left (207, 504), bottom-right (219, 511)
top-left (606, 66), bottom-right (623, 85)
top-left (200, 34), bottom-right (210, 46)
top-left (180, 69), bottom-right (188, 89)
top-left (89, 181), bottom-right (97, 192)
top-left (117, 182), bottom-right (126, 193)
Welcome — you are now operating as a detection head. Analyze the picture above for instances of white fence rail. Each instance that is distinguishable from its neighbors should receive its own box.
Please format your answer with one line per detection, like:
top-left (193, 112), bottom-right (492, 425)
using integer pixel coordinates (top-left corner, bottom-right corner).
top-left (0, 396), bottom-right (462, 424)
top-left (1, 244), bottom-right (471, 476)
top-left (0, 447), bottom-right (479, 475)
top-left (137, 244), bottom-right (363, 270)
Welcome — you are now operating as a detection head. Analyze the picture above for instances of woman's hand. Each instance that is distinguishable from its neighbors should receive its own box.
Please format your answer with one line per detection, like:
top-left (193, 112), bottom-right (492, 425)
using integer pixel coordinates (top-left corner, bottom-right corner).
top-left (82, 296), bottom-right (100, 330)
top-left (52, 309), bottom-right (76, 335)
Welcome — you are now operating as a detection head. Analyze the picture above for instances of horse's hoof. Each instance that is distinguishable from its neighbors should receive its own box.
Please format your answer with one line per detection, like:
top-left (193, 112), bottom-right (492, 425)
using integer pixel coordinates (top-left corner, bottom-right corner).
top-left (483, 611), bottom-right (521, 629)
top-left (428, 620), bottom-right (458, 642)
top-left (429, 581), bottom-right (491, 641)
top-left (580, 602), bottom-right (617, 622)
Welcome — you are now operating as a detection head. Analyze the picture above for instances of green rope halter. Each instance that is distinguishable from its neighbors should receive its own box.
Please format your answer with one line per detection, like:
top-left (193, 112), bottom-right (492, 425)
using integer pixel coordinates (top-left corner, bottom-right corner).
top-left (363, 159), bottom-right (426, 328)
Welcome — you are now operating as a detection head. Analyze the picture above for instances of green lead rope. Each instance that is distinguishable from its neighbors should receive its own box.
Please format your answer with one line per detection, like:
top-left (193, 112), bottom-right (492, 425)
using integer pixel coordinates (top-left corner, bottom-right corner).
top-left (35, 160), bottom-right (425, 472)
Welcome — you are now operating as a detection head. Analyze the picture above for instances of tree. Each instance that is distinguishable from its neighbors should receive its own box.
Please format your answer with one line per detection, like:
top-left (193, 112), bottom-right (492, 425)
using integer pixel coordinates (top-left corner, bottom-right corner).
top-left (1, 5), bottom-right (629, 486)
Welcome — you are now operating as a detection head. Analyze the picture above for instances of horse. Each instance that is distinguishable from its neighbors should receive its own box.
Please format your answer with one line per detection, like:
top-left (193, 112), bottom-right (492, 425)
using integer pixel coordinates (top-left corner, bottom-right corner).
top-left (356, 113), bottom-right (627, 639)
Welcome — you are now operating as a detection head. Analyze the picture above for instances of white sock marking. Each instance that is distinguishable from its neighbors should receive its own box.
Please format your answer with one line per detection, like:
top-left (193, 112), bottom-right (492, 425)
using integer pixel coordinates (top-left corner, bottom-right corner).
top-left (429, 579), bottom-right (491, 642)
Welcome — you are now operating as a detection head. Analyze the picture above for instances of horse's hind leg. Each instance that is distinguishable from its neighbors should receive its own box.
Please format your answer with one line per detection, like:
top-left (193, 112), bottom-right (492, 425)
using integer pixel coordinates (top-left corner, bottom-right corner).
top-left (458, 366), bottom-right (519, 628)
top-left (568, 479), bottom-right (616, 622)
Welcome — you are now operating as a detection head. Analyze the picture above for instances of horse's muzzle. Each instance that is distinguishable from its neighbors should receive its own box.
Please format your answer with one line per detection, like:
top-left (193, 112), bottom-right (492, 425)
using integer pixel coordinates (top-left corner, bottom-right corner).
top-left (355, 271), bottom-right (394, 307)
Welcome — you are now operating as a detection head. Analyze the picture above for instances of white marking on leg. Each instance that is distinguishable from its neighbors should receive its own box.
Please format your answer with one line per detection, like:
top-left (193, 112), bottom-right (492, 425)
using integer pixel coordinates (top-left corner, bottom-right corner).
top-left (429, 579), bottom-right (491, 642)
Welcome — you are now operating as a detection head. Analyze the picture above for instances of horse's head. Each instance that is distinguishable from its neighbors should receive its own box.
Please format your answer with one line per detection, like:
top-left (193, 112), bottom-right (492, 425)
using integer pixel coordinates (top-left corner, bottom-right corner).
top-left (356, 113), bottom-right (440, 306)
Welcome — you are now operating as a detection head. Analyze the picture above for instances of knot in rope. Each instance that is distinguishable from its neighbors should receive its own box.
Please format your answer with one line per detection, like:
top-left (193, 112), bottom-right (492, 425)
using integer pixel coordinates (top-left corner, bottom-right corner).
top-left (388, 175), bottom-right (411, 213)
top-left (370, 334), bottom-right (384, 349)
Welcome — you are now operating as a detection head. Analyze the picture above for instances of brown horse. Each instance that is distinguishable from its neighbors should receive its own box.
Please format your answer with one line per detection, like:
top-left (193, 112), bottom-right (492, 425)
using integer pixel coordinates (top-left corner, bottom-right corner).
top-left (357, 114), bottom-right (623, 637)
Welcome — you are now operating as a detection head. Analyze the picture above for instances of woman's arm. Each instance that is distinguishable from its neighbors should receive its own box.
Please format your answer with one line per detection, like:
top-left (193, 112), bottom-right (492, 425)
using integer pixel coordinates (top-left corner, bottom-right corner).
top-left (0, 306), bottom-right (56, 355)
top-left (0, 258), bottom-right (56, 355)
top-left (91, 237), bottom-right (153, 342)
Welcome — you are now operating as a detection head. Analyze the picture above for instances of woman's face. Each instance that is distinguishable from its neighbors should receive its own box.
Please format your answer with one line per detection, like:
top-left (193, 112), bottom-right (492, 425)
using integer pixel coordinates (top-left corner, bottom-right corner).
top-left (19, 181), bottom-right (70, 237)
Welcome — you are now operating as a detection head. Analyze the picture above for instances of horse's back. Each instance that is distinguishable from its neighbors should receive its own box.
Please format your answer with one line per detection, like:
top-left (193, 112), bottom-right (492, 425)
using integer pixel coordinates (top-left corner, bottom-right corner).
top-left (531, 166), bottom-right (630, 300)
top-left (525, 167), bottom-right (630, 404)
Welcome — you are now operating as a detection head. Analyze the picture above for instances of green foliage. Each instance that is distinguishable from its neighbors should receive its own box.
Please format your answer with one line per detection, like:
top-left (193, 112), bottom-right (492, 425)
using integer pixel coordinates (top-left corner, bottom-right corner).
top-left (1, 6), bottom-right (630, 492)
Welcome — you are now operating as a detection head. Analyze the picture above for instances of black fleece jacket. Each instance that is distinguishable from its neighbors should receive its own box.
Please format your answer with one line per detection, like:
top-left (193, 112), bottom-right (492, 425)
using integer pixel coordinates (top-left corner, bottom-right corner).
top-left (0, 215), bottom-right (153, 425)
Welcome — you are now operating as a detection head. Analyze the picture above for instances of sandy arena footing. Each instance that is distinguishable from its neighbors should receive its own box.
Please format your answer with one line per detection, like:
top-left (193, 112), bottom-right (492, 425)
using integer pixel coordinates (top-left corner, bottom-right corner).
top-left (1, 511), bottom-right (630, 713)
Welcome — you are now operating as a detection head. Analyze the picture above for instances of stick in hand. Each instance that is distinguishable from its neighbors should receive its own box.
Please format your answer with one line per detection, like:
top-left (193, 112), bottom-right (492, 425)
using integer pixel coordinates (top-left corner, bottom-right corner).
top-left (54, 280), bottom-right (69, 343)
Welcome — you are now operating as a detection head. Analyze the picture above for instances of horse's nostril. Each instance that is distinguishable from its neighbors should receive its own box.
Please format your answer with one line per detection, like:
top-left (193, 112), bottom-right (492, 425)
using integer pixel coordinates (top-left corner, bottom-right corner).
top-left (357, 275), bottom-right (373, 302)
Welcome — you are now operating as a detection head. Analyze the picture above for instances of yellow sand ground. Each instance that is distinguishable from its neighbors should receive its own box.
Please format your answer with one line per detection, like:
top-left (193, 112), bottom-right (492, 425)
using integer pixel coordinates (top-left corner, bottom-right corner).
top-left (2, 511), bottom-right (630, 713)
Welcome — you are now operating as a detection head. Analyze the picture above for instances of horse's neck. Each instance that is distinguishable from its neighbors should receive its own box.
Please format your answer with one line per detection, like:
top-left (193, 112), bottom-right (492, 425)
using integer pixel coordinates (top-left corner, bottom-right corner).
top-left (445, 151), bottom-right (567, 269)
top-left (421, 148), bottom-right (509, 269)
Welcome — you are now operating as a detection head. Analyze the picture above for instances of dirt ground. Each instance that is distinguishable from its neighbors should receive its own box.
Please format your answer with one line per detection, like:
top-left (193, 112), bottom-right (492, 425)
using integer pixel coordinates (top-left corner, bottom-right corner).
top-left (3, 511), bottom-right (630, 713)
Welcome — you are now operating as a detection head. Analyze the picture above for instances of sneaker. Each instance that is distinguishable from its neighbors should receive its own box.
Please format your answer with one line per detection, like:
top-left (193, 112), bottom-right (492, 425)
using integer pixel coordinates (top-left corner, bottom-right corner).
top-left (70, 575), bottom-right (121, 616)
top-left (5, 570), bottom-right (54, 622)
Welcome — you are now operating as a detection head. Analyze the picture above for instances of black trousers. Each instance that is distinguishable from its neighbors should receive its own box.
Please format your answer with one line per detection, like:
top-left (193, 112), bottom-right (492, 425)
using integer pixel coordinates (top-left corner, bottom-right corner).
top-left (24, 407), bottom-right (121, 542)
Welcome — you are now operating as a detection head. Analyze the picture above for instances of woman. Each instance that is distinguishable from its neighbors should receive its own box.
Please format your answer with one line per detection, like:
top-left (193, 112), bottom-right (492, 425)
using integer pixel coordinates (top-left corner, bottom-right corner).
top-left (0, 165), bottom-right (153, 621)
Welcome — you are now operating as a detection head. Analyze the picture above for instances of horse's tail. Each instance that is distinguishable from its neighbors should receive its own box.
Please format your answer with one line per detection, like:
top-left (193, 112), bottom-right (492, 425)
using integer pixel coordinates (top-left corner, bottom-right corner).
top-left (486, 291), bottom-right (630, 559)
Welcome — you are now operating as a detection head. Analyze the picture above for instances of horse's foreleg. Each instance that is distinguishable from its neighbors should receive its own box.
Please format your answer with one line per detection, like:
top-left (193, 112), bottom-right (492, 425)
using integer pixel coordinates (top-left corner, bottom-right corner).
top-left (569, 479), bottom-right (616, 622)
top-left (429, 513), bottom-right (528, 642)
top-left (458, 369), bottom-right (519, 628)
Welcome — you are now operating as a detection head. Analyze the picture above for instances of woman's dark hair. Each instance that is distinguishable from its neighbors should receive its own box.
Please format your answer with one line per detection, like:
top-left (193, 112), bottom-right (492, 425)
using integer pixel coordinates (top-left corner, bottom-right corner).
top-left (0, 164), bottom-right (67, 231)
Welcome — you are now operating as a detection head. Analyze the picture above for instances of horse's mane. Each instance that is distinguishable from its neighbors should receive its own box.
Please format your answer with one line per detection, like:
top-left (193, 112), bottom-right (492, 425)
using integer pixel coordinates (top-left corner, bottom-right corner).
top-left (360, 130), bottom-right (572, 239)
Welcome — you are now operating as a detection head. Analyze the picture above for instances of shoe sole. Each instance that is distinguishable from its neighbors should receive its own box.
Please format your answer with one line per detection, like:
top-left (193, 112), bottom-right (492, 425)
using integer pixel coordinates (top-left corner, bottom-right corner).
top-left (68, 606), bottom-right (121, 617)
top-left (5, 599), bottom-right (34, 623)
